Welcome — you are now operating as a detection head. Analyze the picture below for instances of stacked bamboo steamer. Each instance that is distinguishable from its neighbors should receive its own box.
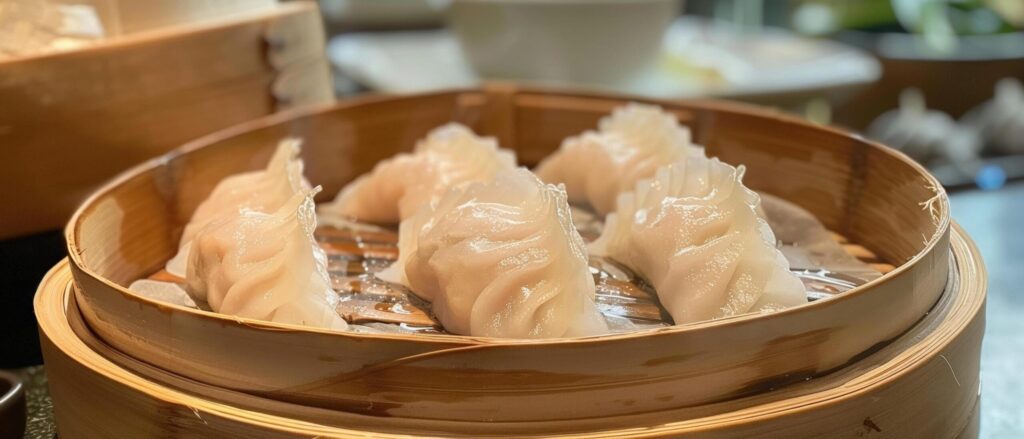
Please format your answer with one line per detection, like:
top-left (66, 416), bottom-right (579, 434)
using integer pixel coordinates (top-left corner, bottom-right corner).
top-left (0, 0), bottom-right (333, 240)
top-left (37, 87), bottom-right (986, 438)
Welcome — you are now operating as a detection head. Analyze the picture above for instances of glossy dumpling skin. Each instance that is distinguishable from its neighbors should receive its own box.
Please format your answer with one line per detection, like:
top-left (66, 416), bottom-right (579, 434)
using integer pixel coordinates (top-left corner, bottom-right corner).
top-left (590, 157), bottom-right (805, 324)
top-left (186, 189), bottom-right (348, 331)
top-left (319, 123), bottom-right (517, 224)
top-left (535, 103), bottom-right (704, 216)
top-left (388, 168), bottom-right (608, 338)
top-left (166, 138), bottom-right (309, 277)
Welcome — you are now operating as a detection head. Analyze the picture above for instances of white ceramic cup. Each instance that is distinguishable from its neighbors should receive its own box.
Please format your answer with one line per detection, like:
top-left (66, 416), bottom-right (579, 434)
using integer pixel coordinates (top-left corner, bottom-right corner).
top-left (449, 0), bottom-right (681, 87)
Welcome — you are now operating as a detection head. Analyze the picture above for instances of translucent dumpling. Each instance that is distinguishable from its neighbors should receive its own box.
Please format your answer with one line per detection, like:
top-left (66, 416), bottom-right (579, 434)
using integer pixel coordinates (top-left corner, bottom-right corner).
top-left (166, 138), bottom-right (309, 277)
top-left (590, 156), bottom-right (805, 324)
top-left (535, 103), bottom-right (704, 216)
top-left (385, 168), bottom-right (607, 338)
top-left (186, 188), bottom-right (348, 331)
top-left (319, 123), bottom-right (517, 225)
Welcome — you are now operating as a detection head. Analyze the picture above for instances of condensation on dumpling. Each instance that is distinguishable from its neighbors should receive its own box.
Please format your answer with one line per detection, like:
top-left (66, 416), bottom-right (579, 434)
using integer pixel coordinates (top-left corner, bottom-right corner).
top-left (319, 123), bottom-right (517, 224)
top-left (186, 188), bottom-right (348, 331)
top-left (389, 168), bottom-right (608, 338)
top-left (166, 138), bottom-right (309, 277)
top-left (535, 103), bottom-right (704, 216)
top-left (590, 156), bottom-right (806, 324)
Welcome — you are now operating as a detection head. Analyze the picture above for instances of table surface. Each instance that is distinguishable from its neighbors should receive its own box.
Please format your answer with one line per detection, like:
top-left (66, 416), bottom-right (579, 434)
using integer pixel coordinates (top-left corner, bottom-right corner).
top-left (17, 184), bottom-right (1024, 438)
top-left (22, 366), bottom-right (54, 439)
top-left (949, 182), bottom-right (1024, 437)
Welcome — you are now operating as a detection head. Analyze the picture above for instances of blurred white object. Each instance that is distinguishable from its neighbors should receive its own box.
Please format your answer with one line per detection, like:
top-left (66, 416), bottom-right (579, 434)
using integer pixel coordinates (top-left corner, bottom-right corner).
top-left (327, 17), bottom-right (879, 99)
top-left (264, 7), bottom-right (337, 111)
top-left (868, 88), bottom-right (982, 169)
top-left (962, 78), bottom-right (1024, 155)
top-left (449, 0), bottom-right (680, 87)
top-left (0, 0), bottom-right (105, 59)
top-left (319, 0), bottom-right (448, 28)
top-left (792, 2), bottom-right (839, 35)
top-left (657, 17), bottom-right (875, 95)
top-left (0, 0), bottom-right (278, 60)
top-left (129, 279), bottom-right (198, 309)
top-left (328, 30), bottom-right (476, 91)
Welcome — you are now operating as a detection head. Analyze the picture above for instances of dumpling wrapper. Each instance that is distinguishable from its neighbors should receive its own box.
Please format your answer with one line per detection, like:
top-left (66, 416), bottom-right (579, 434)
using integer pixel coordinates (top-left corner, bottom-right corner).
top-left (535, 103), bottom-right (704, 216)
top-left (319, 123), bottom-right (517, 225)
top-left (166, 138), bottom-right (309, 277)
top-left (128, 279), bottom-right (197, 309)
top-left (759, 193), bottom-right (881, 283)
top-left (185, 188), bottom-right (348, 331)
top-left (590, 156), bottom-right (806, 324)
top-left (382, 168), bottom-right (608, 338)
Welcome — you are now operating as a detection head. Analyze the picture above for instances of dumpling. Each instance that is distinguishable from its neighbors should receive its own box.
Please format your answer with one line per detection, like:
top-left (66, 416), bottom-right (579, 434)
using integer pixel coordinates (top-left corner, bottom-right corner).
top-left (386, 168), bottom-right (607, 338)
top-left (535, 103), bottom-right (704, 215)
top-left (590, 156), bottom-right (805, 324)
top-left (186, 188), bottom-right (348, 331)
top-left (318, 123), bottom-right (517, 224)
top-left (166, 138), bottom-right (309, 277)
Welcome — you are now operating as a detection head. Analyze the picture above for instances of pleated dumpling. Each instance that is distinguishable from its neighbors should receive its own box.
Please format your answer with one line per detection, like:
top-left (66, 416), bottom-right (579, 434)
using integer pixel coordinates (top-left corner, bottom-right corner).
top-left (590, 157), bottom-right (805, 324)
top-left (186, 188), bottom-right (348, 331)
top-left (319, 123), bottom-right (517, 224)
top-left (166, 138), bottom-right (309, 277)
top-left (535, 103), bottom-right (704, 215)
top-left (387, 168), bottom-right (607, 338)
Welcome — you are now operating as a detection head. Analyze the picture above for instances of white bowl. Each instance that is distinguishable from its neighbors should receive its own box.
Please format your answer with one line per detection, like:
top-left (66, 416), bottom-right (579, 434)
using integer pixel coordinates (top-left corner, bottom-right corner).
top-left (449, 0), bottom-right (681, 87)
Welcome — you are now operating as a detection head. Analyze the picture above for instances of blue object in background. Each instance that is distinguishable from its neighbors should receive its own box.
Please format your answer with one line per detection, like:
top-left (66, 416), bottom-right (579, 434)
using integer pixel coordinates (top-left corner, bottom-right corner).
top-left (975, 164), bottom-right (1007, 191)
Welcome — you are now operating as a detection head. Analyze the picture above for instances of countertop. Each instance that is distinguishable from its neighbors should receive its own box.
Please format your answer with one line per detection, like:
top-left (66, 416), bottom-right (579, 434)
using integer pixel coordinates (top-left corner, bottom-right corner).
top-left (949, 182), bottom-right (1024, 436)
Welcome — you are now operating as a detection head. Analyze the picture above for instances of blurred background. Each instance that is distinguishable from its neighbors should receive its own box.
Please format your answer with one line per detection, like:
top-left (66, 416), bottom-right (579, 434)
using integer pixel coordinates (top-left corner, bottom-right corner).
top-left (2, 0), bottom-right (1022, 437)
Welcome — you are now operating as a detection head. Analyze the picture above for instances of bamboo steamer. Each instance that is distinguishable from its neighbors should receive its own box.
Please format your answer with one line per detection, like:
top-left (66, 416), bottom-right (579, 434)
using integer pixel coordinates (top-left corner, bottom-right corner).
top-left (63, 86), bottom-right (952, 423)
top-left (37, 223), bottom-right (985, 437)
top-left (0, 1), bottom-right (333, 239)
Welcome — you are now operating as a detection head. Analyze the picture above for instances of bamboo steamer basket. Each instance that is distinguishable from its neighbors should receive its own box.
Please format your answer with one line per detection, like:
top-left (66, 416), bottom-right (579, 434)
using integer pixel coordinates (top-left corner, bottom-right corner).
top-left (0, 1), bottom-right (333, 240)
top-left (37, 223), bottom-right (984, 437)
top-left (63, 86), bottom-right (952, 423)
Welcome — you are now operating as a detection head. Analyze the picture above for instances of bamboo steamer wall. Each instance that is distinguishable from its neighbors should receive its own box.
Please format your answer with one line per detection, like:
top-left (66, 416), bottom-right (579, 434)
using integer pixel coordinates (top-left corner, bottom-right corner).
top-left (0, 2), bottom-right (332, 240)
top-left (64, 87), bottom-right (952, 423)
top-left (37, 224), bottom-right (985, 437)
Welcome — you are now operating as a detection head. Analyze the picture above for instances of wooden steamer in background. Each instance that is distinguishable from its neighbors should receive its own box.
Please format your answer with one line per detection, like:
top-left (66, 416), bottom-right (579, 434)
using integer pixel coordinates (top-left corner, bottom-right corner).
top-left (38, 87), bottom-right (985, 437)
top-left (0, 1), bottom-right (332, 240)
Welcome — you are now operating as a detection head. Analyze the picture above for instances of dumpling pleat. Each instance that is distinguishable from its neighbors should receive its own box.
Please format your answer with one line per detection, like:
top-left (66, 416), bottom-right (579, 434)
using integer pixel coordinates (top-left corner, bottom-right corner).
top-left (590, 156), bottom-right (806, 324)
top-left (393, 168), bottom-right (608, 338)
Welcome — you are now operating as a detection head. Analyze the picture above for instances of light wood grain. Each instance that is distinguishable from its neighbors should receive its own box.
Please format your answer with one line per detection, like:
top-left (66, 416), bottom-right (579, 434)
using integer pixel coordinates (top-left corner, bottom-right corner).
top-left (37, 223), bottom-right (985, 437)
top-left (100, 0), bottom-right (278, 35)
top-left (63, 86), bottom-right (953, 423)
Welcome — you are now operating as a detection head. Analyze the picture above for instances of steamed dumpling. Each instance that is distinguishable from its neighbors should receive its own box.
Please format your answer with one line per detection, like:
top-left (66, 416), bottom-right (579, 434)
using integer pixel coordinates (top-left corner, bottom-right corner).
top-left (535, 103), bottom-right (704, 215)
top-left (590, 157), bottom-right (805, 324)
top-left (166, 138), bottom-right (309, 277)
top-left (319, 123), bottom-right (517, 224)
top-left (387, 168), bottom-right (607, 338)
top-left (186, 188), bottom-right (348, 331)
